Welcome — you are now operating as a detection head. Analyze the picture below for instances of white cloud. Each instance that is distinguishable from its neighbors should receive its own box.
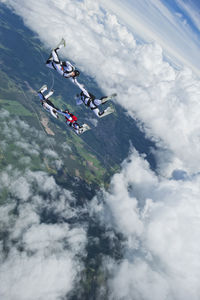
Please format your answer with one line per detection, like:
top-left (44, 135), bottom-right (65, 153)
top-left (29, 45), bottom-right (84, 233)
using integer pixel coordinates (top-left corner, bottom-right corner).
top-left (100, 0), bottom-right (200, 77)
top-left (0, 109), bottom-right (10, 118)
top-left (16, 141), bottom-right (40, 156)
top-left (88, 117), bottom-right (98, 127)
top-left (109, 258), bottom-right (170, 300)
top-left (0, 248), bottom-right (78, 300)
top-left (44, 148), bottom-right (59, 158)
top-left (61, 142), bottom-right (72, 152)
top-left (90, 149), bottom-right (200, 300)
top-left (0, 168), bottom-right (87, 300)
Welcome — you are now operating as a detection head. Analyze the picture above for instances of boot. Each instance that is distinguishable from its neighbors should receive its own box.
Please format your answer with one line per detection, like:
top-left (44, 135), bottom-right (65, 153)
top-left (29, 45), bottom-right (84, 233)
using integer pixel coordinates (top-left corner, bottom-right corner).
top-left (38, 84), bottom-right (47, 93)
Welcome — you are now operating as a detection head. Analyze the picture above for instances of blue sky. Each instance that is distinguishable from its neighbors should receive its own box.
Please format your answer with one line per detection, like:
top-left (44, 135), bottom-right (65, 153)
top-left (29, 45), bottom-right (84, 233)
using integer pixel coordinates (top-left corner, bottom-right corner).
top-left (164, 0), bottom-right (200, 36)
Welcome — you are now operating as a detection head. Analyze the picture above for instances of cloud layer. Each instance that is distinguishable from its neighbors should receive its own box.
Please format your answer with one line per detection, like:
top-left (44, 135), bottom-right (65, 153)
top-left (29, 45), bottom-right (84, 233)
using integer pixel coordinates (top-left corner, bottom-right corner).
top-left (90, 149), bottom-right (200, 300)
top-left (101, 0), bottom-right (200, 76)
top-left (0, 110), bottom-right (87, 300)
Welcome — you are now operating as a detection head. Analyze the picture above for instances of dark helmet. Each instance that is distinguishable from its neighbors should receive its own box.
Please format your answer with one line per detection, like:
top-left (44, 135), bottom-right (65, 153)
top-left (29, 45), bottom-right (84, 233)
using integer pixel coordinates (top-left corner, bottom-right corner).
top-left (63, 108), bottom-right (69, 114)
top-left (74, 69), bottom-right (80, 77)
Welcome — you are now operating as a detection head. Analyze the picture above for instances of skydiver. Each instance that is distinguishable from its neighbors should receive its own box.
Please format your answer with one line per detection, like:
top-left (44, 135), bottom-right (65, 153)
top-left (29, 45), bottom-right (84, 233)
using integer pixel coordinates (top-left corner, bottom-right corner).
top-left (75, 89), bottom-right (117, 118)
top-left (56, 108), bottom-right (90, 135)
top-left (61, 109), bottom-right (84, 135)
top-left (46, 38), bottom-right (81, 87)
top-left (38, 85), bottom-right (59, 119)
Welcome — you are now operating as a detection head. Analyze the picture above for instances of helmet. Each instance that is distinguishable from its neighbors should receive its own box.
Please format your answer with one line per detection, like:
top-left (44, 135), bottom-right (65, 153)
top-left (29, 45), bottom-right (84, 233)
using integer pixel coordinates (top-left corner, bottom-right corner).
top-left (74, 69), bottom-right (80, 77)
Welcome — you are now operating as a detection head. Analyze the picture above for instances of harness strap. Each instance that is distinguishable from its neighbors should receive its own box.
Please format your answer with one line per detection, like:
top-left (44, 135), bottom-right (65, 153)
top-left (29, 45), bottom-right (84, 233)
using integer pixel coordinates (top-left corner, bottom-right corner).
top-left (52, 62), bottom-right (59, 70)
top-left (63, 67), bottom-right (74, 74)
top-left (62, 62), bottom-right (75, 76)
top-left (80, 91), bottom-right (97, 110)
top-left (86, 98), bottom-right (92, 107)
top-left (87, 98), bottom-right (98, 110)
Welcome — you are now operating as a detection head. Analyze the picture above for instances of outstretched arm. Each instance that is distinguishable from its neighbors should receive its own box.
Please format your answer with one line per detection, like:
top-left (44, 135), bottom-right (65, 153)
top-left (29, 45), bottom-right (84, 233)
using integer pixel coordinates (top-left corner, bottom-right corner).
top-left (72, 78), bottom-right (90, 98)
top-left (56, 110), bottom-right (71, 118)
top-left (44, 90), bottom-right (54, 100)
top-left (76, 96), bottom-right (83, 106)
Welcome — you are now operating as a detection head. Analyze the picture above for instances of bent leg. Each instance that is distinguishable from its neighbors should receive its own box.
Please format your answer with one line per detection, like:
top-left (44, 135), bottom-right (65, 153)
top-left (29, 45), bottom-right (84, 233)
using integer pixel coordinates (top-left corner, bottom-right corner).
top-left (73, 122), bottom-right (82, 135)
top-left (45, 90), bottom-right (54, 100)
top-left (92, 107), bottom-right (102, 117)
top-left (38, 85), bottom-right (47, 94)
top-left (51, 38), bottom-right (65, 63)
top-left (98, 106), bottom-right (115, 118)
top-left (51, 48), bottom-right (60, 63)
top-left (46, 38), bottom-right (65, 65)
top-left (72, 122), bottom-right (81, 130)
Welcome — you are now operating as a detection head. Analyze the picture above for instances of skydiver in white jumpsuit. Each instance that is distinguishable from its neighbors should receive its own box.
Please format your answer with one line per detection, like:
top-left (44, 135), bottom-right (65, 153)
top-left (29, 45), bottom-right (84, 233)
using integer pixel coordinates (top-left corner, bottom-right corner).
top-left (46, 38), bottom-right (83, 88)
top-left (75, 88), bottom-right (116, 118)
top-left (38, 85), bottom-right (59, 119)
